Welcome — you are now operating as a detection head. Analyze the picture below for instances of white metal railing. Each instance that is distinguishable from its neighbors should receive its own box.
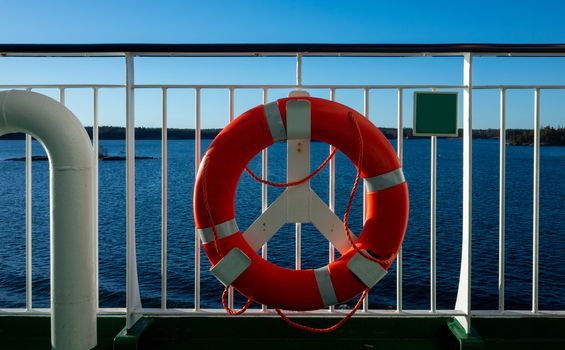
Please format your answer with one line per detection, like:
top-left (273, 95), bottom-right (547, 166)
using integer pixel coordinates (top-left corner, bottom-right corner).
top-left (1, 45), bottom-right (564, 335)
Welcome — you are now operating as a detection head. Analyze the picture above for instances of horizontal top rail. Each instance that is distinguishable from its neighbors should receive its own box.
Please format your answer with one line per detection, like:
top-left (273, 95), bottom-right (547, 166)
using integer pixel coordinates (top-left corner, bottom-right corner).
top-left (2, 84), bottom-right (565, 90)
top-left (2, 43), bottom-right (565, 57)
top-left (0, 84), bottom-right (124, 89)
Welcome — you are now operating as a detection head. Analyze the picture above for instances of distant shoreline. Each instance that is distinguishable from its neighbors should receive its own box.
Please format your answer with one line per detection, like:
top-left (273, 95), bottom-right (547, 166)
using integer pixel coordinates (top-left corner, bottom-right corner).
top-left (1, 126), bottom-right (564, 145)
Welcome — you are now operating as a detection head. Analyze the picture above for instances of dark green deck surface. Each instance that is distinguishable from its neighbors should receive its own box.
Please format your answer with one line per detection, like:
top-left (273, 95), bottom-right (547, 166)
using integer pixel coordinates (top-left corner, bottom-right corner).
top-left (0, 315), bottom-right (564, 349)
top-left (0, 315), bottom-right (124, 349)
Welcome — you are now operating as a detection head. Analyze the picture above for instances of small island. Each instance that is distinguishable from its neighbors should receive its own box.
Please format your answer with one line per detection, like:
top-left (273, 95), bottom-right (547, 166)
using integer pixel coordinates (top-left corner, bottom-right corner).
top-left (506, 127), bottom-right (565, 146)
top-left (4, 146), bottom-right (156, 162)
top-left (385, 126), bottom-right (565, 146)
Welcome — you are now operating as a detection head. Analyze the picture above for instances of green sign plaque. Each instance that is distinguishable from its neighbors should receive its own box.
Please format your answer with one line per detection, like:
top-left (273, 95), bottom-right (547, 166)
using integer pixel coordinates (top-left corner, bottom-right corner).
top-left (413, 92), bottom-right (458, 137)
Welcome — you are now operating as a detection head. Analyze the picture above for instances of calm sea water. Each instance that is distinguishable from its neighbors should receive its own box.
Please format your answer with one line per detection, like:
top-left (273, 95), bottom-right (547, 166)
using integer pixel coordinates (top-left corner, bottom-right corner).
top-left (0, 138), bottom-right (564, 311)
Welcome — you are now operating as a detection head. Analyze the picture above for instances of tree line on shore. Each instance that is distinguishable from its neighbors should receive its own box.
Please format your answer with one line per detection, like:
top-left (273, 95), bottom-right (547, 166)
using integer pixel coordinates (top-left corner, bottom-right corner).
top-left (1, 126), bottom-right (564, 145)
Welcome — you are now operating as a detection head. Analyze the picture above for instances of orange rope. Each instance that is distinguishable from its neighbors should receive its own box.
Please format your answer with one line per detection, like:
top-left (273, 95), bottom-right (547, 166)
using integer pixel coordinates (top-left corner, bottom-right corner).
top-left (244, 146), bottom-right (337, 188)
top-left (222, 286), bottom-right (254, 315)
top-left (274, 289), bottom-right (368, 333)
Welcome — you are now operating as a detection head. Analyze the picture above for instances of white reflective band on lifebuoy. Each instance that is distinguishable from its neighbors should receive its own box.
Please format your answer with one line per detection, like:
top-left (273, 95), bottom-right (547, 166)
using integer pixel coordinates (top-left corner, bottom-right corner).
top-left (197, 219), bottom-right (239, 244)
top-left (314, 266), bottom-right (338, 307)
top-left (347, 251), bottom-right (388, 288)
top-left (364, 168), bottom-right (405, 192)
top-left (210, 248), bottom-right (251, 287)
top-left (264, 101), bottom-right (286, 142)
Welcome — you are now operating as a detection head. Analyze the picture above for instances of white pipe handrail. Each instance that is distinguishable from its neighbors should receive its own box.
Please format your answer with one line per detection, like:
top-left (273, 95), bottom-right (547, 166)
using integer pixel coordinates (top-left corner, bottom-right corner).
top-left (0, 90), bottom-right (96, 350)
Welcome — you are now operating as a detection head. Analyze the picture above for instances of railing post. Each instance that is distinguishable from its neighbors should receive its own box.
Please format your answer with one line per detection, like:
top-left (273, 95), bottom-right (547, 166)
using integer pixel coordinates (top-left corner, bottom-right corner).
top-left (455, 52), bottom-right (473, 334)
top-left (125, 53), bottom-right (143, 329)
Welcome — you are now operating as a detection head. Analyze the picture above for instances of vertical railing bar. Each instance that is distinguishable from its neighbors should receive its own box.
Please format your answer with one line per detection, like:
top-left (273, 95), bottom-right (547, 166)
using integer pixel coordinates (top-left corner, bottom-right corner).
top-left (125, 53), bottom-right (142, 329)
top-left (396, 88), bottom-right (404, 312)
top-left (328, 88), bottom-right (336, 312)
top-left (227, 88), bottom-right (235, 310)
top-left (60, 87), bottom-right (67, 312)
top-left (455, 52), bottom-right (473, 334)
top-left (229, 88), bottom-right (235, 124)
top-left (261, 88), bottom-right (269, 312)
top-left (59, 88), bottom-right (65, 105)
top-left (498, 88), bottom-right (506, 311)
top-left (296, 53), bottom-right (303, 88)
top-left (25, 133), bottom-right (32, 311)
top-left (194, 88), bottom-right (202, 311)
top-left (295, 224), bottom-right (301, 270)
top-left (363, 87), bottom-right (369, 312)
top-left (161, 88), bottom-right (168, 310)
top-left (430, 135), bottom-right (437, 313)
top-left (532, 88), bottom-right (540, 313)
top-left (92, 87), bottom-right (100, 310)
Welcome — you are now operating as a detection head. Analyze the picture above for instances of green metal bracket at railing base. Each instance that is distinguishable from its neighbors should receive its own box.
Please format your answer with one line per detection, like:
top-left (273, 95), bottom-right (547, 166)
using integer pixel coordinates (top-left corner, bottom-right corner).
top-left (447, 318), bottom-right (484, 350)
top-left (113, 317), bottom-right (154, 350)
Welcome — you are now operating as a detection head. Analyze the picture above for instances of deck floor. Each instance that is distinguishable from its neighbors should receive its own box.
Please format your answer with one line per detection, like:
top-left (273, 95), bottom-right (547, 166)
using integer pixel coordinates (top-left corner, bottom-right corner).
top-left (1, 315), bottom-right (564, 349)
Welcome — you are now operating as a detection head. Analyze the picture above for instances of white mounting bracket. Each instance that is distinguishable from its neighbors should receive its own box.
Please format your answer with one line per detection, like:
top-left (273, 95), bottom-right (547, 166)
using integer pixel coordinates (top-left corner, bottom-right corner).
top-left (288, 90), bottom-right (311, 98)
top-left (243, 99), bottom-right (357, 256)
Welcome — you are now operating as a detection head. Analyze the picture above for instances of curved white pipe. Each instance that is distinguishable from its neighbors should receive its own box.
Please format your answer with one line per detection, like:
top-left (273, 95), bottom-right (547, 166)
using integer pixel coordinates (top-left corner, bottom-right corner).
top-left (0, 90), bottom-right (96, 350)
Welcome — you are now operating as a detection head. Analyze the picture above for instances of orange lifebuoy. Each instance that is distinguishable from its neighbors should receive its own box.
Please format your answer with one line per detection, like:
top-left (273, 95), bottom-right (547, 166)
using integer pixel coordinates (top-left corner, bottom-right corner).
top-left (194, 96), bottom-right (409, 311)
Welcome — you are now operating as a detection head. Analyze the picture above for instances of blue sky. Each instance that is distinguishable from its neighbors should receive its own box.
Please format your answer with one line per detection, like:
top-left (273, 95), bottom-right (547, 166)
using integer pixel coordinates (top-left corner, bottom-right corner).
top-left (1, 0), bottom-right (565, 129)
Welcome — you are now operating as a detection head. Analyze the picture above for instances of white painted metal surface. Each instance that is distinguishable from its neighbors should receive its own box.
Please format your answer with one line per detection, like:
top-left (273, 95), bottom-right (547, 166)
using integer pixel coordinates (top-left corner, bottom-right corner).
top-left (125, 54), bottom-right (143, 330)
top-left (499, 88), bottom-right (506, 311)
top-left (161, 88), bottom-right (168, 310)
top-left (25, 134), bottom-right (32, 310)
top-left (194, 88), bottom-right (202, 311)
top-left (430, 135), bottom-right (437, 312)
top-left (0, 90), bottom-right (96, 350)
top-left (533, 88), bottom-right (541, 313)
top-left (396, 88), bottom-right (404, 312)
top-left (455, 52), bottom-right (473, 334)
top-left (93, 88), bottom-right (100, 310)
top-left (287, 97), bottom-right (307, 271)
top-left (296, 53), bottom-right (303, 88)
